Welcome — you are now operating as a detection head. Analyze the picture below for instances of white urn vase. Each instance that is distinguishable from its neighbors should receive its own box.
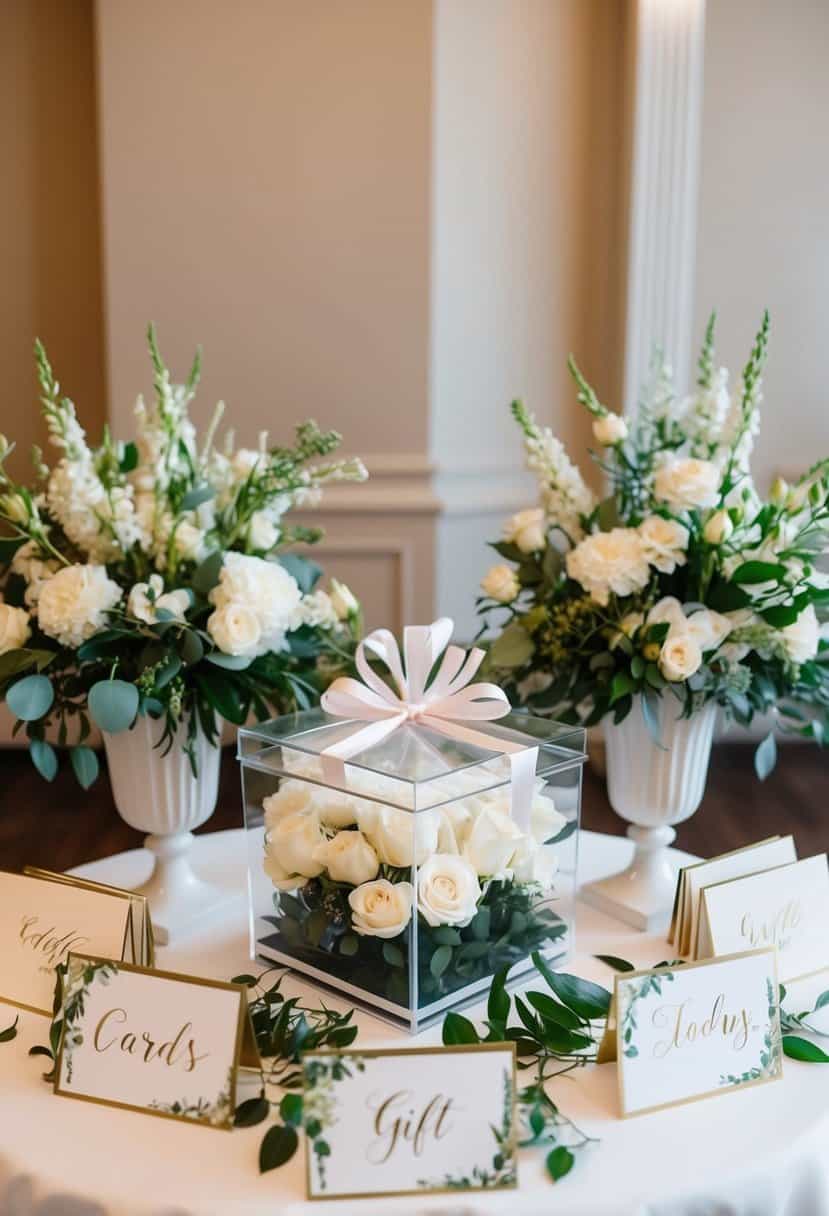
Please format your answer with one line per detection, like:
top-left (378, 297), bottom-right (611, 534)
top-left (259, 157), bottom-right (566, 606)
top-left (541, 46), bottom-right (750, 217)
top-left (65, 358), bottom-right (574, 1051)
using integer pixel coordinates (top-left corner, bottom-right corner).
top-left (581, 696), bottom-right (717, 931)
top-left (102, 713), bottom-right (226, 945)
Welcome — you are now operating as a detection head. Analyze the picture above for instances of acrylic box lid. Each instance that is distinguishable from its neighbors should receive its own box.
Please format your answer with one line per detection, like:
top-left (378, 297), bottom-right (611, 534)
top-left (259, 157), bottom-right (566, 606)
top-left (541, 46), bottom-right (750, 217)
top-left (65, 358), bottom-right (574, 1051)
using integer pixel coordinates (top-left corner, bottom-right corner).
top-left (238, 707), bottom-right (586, 812)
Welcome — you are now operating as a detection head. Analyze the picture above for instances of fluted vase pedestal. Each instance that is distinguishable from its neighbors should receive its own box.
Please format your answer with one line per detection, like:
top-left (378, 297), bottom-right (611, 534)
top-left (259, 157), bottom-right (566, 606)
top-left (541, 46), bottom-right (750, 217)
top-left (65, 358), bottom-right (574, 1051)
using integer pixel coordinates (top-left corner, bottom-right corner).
top-left (580, 698), bottom-right (717, 932)
top-left (102, 714), bottom-right (228, 945)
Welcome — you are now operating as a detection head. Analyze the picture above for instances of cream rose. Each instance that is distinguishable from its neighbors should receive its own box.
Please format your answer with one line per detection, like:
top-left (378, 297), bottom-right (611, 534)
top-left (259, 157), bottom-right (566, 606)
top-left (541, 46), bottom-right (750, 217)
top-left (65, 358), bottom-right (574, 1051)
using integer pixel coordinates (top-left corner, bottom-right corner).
top-left (565, 528), bottom-right (650, 606)
top-left (358, 805), bottom-right (441, 867)
top-left (781, 603), bottom-right (820, 665)
top-left (530, 792), bottom-right (567, 844)
top-left (417, 854), bottom-right (481, 928)
top-left (264, 809), bottom-right (325, 888)
top-left (685, 608), bottom-right (732, 653)
top-left (38, 564), bottom-right (122, 647)
top-left (313, 830), bottom-right (379, 885)
top-left (208, 552), bottom-right (302, 656)
top-left (207, 602), bottom-right (262, 656)
top-left (638, 515), bottom-right (689, 574)
top-left (592, 413), bottom-right (628, 446)
top-left (480, 564), bottom-right (520, 604)
top-left (647, 596), bottom-right (687, 638)
top-left (654, 456), bottom-right (720, 510)
top-left (461, 806), bottom-right (522, 877)
top-left (349, 879), bottom-right (413, 938)
top-left (703, 509), bottom-right (734, 545)
top-left (503, 507), bottom-right (546, 554)
top-left (317, 792), bottom-right (360, 829)
top-left (173, 520), bottom-right (208, 563)
top-left (659, 634), bottom-right (702, 682)
top-left (248, 511), bottom-right (279, 552)
top-left (263, 782), bottom-right (312, 830)
top-left (0, 603), bottom-right (31, 654)
top-left (330, 579), bottom-right (358, 620)
top-left (511, 837), bottom-right (558, 889)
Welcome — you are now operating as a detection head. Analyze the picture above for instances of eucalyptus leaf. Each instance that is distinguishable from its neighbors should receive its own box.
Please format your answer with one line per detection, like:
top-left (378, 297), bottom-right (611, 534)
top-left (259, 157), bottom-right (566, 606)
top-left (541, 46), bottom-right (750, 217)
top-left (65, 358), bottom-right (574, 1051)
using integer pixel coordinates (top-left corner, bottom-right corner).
top-left (754, 731), bottom-right (777, 781)
top-left (6, 674), bottom-right (54, 721)
top-left (70, 746), bottom-right (99, 790)
top-left (180, 483), bottom-right (215, 511)
top-left (206, 653), bottom-right (253, 671)
top-left (180, 630), bottom-right (205, 666)
top-left (192, 550), bottom-right (224, 596)
top-left (277, 553), bottom-right (322, 594)
top-left (88, 680), bottom-right (139, 734)
top-left (29, 739), bottom-right (58, 782)
top-left (430, 944), bottom-right (453, 979)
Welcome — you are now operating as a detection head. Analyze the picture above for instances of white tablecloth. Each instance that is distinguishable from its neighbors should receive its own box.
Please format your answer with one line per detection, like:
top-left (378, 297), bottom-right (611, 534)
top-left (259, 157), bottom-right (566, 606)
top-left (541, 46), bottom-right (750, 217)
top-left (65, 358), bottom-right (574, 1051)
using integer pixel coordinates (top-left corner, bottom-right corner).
top-left (1, 829), bottom-right (827, 1216)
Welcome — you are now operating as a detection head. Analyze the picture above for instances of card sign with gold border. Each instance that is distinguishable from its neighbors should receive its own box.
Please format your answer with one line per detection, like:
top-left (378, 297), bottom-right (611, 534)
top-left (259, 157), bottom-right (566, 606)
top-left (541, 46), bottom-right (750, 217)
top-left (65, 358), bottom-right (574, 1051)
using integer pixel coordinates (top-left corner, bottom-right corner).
top-left (53, 954), bottom-right (260, 1131)
top-left (302, 1043), bottom-right (517, 1200)
top-left (0, 869), bottom-right (153, 1016)
top-left (600, 949), bottom-right (783, 1117)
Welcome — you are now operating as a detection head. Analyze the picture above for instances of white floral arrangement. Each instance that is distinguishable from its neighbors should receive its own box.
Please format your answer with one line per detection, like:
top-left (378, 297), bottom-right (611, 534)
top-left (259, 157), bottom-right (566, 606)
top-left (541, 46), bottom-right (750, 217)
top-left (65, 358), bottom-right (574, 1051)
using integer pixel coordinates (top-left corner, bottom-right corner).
top-left (479, 313), bottom-right (829, 774)
top-left (259, 771), bottom-right (573, 1005)
top-left (0, 328), bottom-right (366, 785)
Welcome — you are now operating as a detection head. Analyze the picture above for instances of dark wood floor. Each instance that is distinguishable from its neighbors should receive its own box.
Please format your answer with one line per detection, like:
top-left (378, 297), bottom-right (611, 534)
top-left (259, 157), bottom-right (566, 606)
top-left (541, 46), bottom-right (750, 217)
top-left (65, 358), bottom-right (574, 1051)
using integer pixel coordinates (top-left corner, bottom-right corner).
top-left (1, 741), bottom-right (826, 873)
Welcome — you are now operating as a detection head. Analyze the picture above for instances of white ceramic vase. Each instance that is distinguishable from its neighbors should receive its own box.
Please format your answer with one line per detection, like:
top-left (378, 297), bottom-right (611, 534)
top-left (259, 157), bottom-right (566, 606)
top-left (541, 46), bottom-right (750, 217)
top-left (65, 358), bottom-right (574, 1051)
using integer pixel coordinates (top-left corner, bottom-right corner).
top-left (102, 713), bottom-right (224, 944)
top-left (581, 696), bottom-right (717, 931)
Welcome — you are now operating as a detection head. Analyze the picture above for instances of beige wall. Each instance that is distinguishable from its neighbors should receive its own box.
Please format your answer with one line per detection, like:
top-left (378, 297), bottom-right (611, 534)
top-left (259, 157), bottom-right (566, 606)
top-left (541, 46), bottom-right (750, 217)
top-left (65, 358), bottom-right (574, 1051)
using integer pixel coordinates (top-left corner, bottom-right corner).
top-left (694, 0), bottom-right (829, 489)
top-left (0, 0), bottom-right (106, 482)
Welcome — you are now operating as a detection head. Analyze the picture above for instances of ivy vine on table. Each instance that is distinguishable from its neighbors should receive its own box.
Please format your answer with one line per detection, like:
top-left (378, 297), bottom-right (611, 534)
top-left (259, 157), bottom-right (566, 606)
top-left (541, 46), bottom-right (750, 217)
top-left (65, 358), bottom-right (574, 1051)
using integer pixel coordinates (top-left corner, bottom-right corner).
top-left (9, 953), bottom-right (828, 1187)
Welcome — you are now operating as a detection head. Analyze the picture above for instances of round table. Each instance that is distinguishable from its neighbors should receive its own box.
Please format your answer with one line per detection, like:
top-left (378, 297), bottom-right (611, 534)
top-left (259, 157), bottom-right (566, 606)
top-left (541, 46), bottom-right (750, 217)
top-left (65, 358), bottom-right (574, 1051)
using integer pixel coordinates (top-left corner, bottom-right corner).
top-left (1, 829), bottom-right (827, 1216)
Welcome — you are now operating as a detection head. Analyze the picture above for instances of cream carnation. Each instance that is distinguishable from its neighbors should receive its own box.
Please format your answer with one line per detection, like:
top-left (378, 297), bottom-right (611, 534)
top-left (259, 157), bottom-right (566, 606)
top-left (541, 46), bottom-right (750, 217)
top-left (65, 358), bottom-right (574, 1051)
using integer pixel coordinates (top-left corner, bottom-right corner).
top-left (654, 456), bottom-right (720, 510)
top-left (0, 603), bottom-right (31, 654)
top-left (659, 634), bottom-right (702, 682)
top-left (565, 528), bottom-right (650, 606)
top-left (349, 879), bottom-right (413, 938)
top-left (638, 515), bottom-right (689, 574)
top-left (208, 552), bottom-right (302, 656)
top-left (417, 854), bottom-right (481, 928)
top-left (480, 564), bottom-right (520, 604)
top-left (503, 507), bottom-right (546, 554)
top-left (38, 564), bottom-right (122, 647)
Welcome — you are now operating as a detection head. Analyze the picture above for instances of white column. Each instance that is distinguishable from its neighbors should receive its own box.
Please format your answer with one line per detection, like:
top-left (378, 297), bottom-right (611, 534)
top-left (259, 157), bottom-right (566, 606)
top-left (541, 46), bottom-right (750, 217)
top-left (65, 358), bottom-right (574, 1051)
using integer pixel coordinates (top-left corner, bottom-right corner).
top-left (623, 0), bottom-right (706, 411)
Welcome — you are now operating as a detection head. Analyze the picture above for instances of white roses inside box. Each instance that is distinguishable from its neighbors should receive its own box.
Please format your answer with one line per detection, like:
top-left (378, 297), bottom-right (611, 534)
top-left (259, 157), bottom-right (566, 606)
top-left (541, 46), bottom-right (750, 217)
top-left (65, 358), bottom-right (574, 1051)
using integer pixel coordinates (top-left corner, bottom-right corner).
top-left (238, 707), bottom-right (584, 1031)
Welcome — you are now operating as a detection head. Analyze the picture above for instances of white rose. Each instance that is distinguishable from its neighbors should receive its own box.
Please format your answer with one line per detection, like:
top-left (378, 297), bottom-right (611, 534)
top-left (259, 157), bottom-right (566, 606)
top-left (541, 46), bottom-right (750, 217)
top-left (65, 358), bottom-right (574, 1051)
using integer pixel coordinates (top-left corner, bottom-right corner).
top-left (264, 809), bottom-right (325, 889)
top-left (592, 413), bottom-right (628, 446)
top-left (462, 806), bottom-right (522, 877)
top-left (659, 634), bottom-right (702, 682)
top-left (207, 602), bottom-right (262, 656)
top-left (503, 507), bottom-right (546, 554)
top-left (0, 603), bottom-right (31, 654)
top-left (685, 608), bottom-right (732, 653)
top-left (781, 603), bottom-right (819, 665)
top-left (530, 791), bottom-right (567, 844)
top-left (511, 837), bottom-right (558, 889)
top-left (173, 520), bottom-right (208, 563)
top-left (647, 596), bottom-right (687, 638)
top-left (480, 564), bottom-right (520, 604)
top-left (209, 552), bottom-right (302, 656)
top-left (638, 515), bottom-right (689, 574)
top-left (38, 564), bottom-right (122, 648)
top-left (654, 456), bottom-right (720, 510)
top-left (318, 792), bottom-right (360, 829)
top-left (313, 830), bottom-right (379, 885)
top-left (232, 448), bottom-right (265, 480)
top-left (263, 781), bottom-right (312, 830)
top-left (565, 528), bottom-right (650, 606)
top-left (417, 854), bottom-right (481, 928)
top-left (358, 804), bottom-right (441, 867)
top-left (349, 879), bottom-right (413, 938)
top-left (610, 611), bottom-right (644, 649)
top-left (329, 579), bottom-right (358, 620)
top-left (703, 509), bottom-right (733, 545)
top-left (248, 511), bottom-right (279, 552)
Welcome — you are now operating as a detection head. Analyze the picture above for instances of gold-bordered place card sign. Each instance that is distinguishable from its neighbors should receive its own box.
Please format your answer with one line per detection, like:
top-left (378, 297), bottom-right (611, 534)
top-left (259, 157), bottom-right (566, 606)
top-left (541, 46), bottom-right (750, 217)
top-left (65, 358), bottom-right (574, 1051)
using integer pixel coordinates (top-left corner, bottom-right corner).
top-left (302, 1043), bottom-right (518, 1200)
top-left (0, 869), bottom-right (153, 1016)
top-left (54, 954), bottom-right (260, 1131)
top-left (668, 835), bottom-right (798, 958)
top-left (600, 949), bottom-right (783, 1117)
top-left (698, 854), bottom-right (829, 982)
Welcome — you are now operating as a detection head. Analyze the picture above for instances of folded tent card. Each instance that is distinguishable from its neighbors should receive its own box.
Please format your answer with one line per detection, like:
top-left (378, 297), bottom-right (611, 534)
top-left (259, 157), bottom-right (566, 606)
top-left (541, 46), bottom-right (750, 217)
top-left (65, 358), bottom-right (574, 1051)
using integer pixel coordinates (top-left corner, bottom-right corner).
top-left (668, 838), bottom-right (829, 982)
top-left (599, 949), bottom-right (783, 1117)
top-left (53, 953), bottom-right (260, 1130)
top-left (0, 868), bottom-right (154, 1016)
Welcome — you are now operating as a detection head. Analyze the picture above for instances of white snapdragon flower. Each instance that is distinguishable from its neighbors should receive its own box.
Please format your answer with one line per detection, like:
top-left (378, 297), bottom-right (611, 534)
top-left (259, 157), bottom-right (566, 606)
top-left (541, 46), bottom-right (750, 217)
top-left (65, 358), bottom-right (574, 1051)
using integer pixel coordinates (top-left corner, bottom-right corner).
top-left (127, 574), bottom-right (190, 624)
top-left (638, 515), bottom-right (689, 574)
top-left (10, 541), bottom-right (60, 612)
top-left (519, 416), bottom-right (596, 541)
top-left (38, 564), bottom-right (122, 648)
top-left (207, 552), bottom-right (302, 657)
top-left (295, 590), bottom-right (338, 630)
top-left (329, 579), bottom-right (358, 620)
top-left (565, 528), bottom-right (650, 606)
top-left (683, 367), bottom-right (731, 455)
top-left (480, 564), bottom-right (520, 603)
top-left (0, 603), bottom-right (31, 654)
top-left (654, 455), bottom-right (720, 511)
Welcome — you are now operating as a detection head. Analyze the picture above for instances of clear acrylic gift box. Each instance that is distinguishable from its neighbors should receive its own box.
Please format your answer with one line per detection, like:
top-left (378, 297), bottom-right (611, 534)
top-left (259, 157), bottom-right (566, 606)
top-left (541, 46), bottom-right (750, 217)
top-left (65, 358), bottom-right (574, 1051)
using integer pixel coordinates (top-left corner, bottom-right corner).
top-left (238, 708), bottom-right (585, 1032)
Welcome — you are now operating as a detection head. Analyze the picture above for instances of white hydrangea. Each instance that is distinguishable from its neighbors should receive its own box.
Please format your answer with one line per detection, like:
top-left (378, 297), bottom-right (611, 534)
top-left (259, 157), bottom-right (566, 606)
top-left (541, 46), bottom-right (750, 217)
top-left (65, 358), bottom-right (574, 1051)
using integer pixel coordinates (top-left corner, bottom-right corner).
top-left (207, 552), bottom-right (301, 656)
top-left (11, 541), bottom-right (60, 612)
top-left (38, 564), bottom-right (123, 647)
